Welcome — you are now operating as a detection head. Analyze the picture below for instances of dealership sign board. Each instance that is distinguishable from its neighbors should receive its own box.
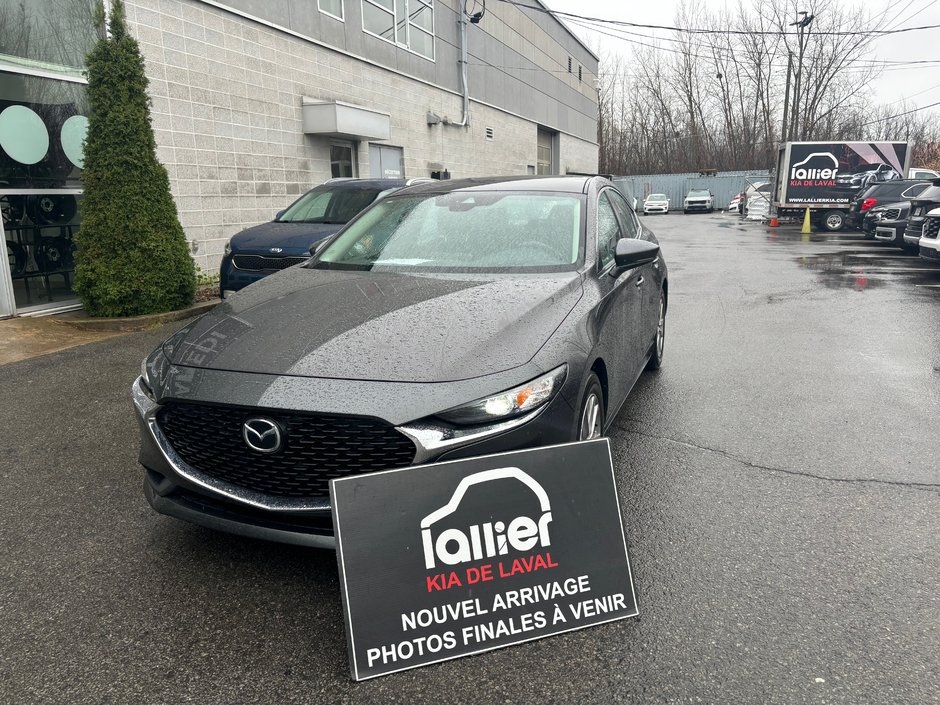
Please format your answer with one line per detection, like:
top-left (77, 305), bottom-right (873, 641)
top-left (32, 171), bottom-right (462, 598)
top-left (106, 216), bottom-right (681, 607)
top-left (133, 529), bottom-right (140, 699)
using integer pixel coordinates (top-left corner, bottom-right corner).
top-left (780, 141), bottom-right (911, 205)
top-left (330, 439), bottom-right (638, 680)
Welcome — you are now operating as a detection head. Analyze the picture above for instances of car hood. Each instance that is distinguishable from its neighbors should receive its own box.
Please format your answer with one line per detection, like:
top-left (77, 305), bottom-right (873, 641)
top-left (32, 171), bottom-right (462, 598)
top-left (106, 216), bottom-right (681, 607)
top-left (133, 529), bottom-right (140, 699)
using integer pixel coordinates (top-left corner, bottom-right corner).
top-left (164, 267), bottom-right (583, 383)
top-left (231, 221), bottom-right (343, 254)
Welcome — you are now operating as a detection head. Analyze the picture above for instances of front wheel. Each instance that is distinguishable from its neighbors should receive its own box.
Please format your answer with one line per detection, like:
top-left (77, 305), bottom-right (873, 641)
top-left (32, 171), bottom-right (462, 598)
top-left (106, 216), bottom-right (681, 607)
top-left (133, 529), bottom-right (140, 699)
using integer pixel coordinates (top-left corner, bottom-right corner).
top-left (822, 210), bottom-right (846, 232)
top-left (577, 374), bottom-right (605, 441)
top-left (646, 291), bottom-right (665, 371)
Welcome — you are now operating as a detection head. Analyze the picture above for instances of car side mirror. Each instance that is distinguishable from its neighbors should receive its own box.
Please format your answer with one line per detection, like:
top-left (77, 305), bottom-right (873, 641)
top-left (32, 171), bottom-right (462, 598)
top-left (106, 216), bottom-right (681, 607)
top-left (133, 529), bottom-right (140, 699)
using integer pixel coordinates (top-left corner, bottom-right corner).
top-left (275, 209), bottom-right (285, 220)
top-left (308, 239), bottom-right (330, 256)
top-left (613, 239), bottom-right (659, 271)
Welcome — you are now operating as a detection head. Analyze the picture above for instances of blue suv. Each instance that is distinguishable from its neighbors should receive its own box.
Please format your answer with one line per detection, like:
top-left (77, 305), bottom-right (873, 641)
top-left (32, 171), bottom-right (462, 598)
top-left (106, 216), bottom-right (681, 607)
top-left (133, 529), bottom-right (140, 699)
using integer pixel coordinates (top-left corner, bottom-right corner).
top-left (219, 178), bottom-right (421, 297)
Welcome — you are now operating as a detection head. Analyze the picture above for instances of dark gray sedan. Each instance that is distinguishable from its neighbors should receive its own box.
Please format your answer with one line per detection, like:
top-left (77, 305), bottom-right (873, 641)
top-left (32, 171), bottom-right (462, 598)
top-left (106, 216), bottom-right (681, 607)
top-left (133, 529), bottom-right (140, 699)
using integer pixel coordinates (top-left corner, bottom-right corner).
top-left (133, 176), bottom-right (668, 547)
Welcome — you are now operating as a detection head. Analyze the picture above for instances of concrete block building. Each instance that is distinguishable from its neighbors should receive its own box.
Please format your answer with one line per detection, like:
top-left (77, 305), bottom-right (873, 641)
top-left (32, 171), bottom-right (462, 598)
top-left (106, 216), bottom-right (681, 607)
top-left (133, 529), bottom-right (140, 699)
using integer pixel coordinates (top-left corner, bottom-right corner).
top-left (0, 0), bottom-right (599, 317)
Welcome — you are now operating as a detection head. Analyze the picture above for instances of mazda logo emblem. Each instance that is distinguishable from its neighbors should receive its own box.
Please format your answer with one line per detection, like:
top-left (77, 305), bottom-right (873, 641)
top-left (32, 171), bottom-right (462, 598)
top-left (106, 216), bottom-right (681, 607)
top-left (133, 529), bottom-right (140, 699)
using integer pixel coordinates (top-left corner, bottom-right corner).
top-left (242, 417), bottom-right (283, 453)
top-left (269, 247), bottom-right (283, 253)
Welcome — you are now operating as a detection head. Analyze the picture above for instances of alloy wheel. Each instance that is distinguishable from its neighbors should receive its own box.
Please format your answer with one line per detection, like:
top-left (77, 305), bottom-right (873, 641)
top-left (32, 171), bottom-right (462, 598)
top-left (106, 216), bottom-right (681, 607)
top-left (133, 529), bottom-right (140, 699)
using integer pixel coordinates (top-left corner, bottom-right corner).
top-left (579, 392), bottom-right (602, 440)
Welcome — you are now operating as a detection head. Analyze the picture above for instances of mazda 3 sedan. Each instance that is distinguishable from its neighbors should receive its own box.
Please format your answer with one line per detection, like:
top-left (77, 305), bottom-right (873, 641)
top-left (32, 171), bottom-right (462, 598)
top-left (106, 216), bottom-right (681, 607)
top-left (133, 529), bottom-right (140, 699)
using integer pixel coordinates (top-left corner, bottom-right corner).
top-left (133, 176), bottom-right (668, 547)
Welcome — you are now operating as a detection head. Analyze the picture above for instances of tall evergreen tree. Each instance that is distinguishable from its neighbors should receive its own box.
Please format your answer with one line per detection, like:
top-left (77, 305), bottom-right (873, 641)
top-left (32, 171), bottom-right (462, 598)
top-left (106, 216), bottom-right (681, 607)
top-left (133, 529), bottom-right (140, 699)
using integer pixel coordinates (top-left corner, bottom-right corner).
top-left (75, 0), bottom-right (195, 316)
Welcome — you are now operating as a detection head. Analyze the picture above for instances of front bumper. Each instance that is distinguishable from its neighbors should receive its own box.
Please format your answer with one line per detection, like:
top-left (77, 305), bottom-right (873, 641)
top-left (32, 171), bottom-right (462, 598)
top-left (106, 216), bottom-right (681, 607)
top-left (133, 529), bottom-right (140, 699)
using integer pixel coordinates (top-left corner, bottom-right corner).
top-left (919, 229), bottom-right (940, 261)
top-left (684, 202), bottom-right (712, 212)
top-left (644, 204), bottom-right (668, 214)
top-left (133, 373), bottom-right (577, 547)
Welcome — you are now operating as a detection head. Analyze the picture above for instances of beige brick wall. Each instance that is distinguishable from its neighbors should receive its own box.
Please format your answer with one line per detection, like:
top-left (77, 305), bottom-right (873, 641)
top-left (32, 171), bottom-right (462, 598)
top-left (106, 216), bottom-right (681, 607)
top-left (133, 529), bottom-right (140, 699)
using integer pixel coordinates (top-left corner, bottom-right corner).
top-left (125, 0), bottom-right (599, 274)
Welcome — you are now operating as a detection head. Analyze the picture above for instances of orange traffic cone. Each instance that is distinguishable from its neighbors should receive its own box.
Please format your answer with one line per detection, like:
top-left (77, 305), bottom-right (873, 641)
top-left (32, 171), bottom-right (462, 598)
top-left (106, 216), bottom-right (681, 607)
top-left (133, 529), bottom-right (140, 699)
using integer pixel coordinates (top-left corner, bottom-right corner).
top-left (769, 216), bottom-right (779, 227)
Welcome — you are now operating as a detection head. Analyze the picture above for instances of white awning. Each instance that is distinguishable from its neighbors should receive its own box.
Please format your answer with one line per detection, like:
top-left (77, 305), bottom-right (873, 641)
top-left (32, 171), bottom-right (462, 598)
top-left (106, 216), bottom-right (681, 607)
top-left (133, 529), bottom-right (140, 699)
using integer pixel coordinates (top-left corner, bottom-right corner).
top-left (301, 98), bottom-right (391, 141)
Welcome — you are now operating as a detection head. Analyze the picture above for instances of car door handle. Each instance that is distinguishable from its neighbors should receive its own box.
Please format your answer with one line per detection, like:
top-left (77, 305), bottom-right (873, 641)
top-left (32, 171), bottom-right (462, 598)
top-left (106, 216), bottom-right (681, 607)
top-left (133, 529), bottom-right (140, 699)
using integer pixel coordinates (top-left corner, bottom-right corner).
top-left (635, 276), bottom-right (644, 288)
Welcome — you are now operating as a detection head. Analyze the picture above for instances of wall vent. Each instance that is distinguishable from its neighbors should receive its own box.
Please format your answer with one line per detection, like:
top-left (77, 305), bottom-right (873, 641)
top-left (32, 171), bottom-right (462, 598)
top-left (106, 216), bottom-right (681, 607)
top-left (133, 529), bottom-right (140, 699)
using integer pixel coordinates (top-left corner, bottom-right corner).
top-left (485, 127), bottom-right (495, 140)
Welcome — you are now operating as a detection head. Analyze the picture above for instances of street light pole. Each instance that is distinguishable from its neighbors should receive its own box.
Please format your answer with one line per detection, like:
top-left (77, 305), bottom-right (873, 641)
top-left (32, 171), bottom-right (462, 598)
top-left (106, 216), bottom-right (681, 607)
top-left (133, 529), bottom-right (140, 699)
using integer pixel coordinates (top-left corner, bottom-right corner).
top-left (788, 10), bottom-right (815, 140)
top-left (781, 51), bottom-right (793, 141)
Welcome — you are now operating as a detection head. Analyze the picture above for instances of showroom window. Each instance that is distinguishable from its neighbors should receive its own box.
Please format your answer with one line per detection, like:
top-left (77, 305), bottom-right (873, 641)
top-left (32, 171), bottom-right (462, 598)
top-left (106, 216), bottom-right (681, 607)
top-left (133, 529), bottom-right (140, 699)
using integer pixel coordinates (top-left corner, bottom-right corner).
top-left (0, 70), bottom-right (89, 317)
top-left (0, 0), bottom-right (98, 76)
top-left (362, 0), bottom-right (434, 60)
top-left (318, 0), bottom-right (344, 21)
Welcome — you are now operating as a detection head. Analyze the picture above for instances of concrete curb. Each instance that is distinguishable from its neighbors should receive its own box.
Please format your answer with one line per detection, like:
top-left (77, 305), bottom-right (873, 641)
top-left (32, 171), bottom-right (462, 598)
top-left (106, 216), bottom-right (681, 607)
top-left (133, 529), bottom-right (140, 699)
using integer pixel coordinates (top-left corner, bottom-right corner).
top-left (56, 299), bottom-right (219, 332)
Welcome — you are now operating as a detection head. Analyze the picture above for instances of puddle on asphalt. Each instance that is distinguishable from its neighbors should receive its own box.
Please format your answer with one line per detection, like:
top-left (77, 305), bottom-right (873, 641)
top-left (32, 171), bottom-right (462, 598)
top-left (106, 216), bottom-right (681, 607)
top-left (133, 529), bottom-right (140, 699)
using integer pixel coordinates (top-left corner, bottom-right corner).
top-left (797, 251), bottom-right (940, 290)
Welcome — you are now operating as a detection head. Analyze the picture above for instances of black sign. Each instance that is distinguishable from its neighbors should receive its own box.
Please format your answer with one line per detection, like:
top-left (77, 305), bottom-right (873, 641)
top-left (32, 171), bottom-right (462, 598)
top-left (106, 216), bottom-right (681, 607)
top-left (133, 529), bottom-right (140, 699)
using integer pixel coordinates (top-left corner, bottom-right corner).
top-left (783, 141), bottom-right (909, 205)
top-left (330, 439), bottom-right (638, 681)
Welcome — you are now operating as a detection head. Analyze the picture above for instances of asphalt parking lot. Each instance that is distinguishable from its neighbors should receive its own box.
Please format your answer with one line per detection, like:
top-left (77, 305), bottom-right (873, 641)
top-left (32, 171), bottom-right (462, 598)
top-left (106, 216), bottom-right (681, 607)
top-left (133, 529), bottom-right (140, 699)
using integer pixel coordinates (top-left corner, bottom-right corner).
top-left (2, 212), bottom-right (938, 704)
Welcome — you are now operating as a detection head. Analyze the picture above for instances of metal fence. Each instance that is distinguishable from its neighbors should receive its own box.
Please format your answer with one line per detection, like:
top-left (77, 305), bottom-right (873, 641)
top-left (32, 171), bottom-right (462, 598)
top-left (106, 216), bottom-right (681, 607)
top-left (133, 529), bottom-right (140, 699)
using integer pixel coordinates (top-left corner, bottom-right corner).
top-left (613, 170), bottom-right (771, 211)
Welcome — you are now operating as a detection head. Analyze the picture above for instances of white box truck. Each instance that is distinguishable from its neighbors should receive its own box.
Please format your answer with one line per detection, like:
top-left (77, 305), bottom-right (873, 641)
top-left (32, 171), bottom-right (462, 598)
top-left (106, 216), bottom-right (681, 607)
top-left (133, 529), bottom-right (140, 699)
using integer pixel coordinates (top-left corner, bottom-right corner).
top-left (773, 141), bottom-right (911, 231)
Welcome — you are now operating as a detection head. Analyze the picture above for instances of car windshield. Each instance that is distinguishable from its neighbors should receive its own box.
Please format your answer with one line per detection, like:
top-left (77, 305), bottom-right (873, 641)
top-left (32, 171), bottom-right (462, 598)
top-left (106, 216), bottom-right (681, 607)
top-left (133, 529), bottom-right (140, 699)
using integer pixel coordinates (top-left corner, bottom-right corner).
top-left (688, 190), bottom-right (710, 196)
top-left (277, 186), bottom-right (385, 224)
top-left (311, 191), bottom-right (584, 273)
top-left (647, 194), bottom-right (667, 200)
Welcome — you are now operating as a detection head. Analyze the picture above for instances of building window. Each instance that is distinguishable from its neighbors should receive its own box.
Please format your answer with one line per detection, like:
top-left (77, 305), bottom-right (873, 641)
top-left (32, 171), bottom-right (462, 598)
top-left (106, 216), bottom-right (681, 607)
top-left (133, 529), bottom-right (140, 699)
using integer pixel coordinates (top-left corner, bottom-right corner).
top-left (362, 0), bottom-right (434, 60)
top-left (0, 0), bottom-right (97, 75)
top-left (330, 142), bottom-right (356, 178)
top-left (318, 0), bottom-right (345, 21)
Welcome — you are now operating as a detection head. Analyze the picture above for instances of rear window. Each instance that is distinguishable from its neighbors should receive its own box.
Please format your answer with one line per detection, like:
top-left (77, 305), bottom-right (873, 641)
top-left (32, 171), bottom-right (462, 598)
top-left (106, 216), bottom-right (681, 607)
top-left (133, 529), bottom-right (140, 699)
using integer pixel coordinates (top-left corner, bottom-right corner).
top-left (863, 182), bottom-right (930, 200)
top-left (277, 185), bottom-right (384, 224)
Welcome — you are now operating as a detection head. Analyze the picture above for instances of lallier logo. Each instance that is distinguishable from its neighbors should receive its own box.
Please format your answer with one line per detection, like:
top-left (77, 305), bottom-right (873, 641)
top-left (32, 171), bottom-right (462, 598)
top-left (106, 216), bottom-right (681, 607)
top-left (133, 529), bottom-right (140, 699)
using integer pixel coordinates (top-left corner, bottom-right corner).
top-left (790, 152), bottom-right (839, 186)
top-left (421, 467), bottom-right (559, 593)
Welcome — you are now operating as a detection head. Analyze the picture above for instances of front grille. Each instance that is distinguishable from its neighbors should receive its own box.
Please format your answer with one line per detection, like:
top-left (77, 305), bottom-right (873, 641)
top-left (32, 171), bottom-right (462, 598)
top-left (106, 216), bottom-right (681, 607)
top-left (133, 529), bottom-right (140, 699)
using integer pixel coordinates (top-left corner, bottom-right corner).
top-left (233, 254), bottom-right (308, 271)
top-left (883, 208), bottom-right (902, 221)
top-left (923, 218), bottom-right (940, 239)
top-left (157, 402), bottom-right (417, 498)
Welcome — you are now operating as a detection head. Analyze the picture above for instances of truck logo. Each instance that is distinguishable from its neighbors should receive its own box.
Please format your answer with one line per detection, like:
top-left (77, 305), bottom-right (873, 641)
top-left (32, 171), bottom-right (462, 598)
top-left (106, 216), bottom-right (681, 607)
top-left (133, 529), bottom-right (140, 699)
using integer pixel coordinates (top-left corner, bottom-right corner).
top-left (790, 152), bottom-right (839, 180)
top-left (420, 467), bottom-right (553, 570)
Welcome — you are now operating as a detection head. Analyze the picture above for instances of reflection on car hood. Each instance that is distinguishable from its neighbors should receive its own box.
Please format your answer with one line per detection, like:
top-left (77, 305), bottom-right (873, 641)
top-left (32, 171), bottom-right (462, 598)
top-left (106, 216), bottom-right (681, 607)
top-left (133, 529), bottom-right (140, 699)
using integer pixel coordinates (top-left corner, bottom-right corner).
top-left (164, 267), bottom-right (583, 383)
top-left (230, 221), bottom-right (343, 254)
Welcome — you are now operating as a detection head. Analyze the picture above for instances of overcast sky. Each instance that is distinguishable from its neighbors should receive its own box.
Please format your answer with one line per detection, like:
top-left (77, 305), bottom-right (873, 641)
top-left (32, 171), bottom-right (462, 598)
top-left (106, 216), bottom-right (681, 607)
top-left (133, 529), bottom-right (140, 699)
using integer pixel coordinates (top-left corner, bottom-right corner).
top-left (542, 0), bottom-right (940, 108)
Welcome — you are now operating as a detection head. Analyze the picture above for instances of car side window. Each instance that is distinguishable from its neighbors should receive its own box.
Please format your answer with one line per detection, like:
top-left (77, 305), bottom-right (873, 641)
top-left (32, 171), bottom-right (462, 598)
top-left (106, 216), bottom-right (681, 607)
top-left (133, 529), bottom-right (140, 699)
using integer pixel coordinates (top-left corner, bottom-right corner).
top-left (607, 190), bottom-right (639, 239)
top-left (596, 192), bottom-right (621, 270)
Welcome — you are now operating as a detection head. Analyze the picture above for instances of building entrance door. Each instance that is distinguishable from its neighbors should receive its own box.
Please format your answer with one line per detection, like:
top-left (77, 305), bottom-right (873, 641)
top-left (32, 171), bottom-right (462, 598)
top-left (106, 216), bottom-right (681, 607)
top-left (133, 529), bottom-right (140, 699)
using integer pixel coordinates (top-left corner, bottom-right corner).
top-left (369, 144), bottom-right (404, 178)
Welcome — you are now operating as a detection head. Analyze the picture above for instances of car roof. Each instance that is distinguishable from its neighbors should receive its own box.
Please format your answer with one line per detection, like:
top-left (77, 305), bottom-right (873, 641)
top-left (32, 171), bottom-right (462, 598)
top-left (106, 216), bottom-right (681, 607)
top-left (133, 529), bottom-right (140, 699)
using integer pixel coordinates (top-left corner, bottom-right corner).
top-left (395, 175), bottom-right (595, 196)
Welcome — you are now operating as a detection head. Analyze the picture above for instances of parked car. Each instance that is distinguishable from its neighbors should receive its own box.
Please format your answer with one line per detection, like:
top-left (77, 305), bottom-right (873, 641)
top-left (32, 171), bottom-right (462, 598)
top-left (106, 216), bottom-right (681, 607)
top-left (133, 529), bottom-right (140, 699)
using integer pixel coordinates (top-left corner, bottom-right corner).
top-left (835, 163), bottom-right (900, 190)
top-left (728, 192), bottom-right (744, 212)
top-left (919, 206), bottom-right (940, 263)
top-left (134, 176), bottom-right (669, 547)
top-left (909, 168), bottom-right (940, 180)
top-left (847, 179), bottom-right (931, 230)
top-left (863, 201), bottom-right (912, 250)
top-left (903, 179), bottom-right (940, 253)
top-left (219, 178), bottom-right (426, 297)
top-left (683, 189), bottom-right (714, 214)
top-left (643, 193), bottom-right (670, 215)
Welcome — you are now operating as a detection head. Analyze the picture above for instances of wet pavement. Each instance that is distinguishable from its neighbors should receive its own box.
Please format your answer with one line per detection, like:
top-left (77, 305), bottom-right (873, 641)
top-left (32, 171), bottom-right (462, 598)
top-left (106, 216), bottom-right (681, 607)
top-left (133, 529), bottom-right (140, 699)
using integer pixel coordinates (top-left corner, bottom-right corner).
top-left (0, 315), bottom-right (121, 365)
top-left (2, 213), bottom-right (938, 704)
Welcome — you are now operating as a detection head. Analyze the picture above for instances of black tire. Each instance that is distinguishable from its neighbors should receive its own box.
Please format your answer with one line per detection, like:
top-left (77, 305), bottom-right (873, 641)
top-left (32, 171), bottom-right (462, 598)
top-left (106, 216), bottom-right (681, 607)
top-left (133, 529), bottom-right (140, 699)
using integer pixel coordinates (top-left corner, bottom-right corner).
top-left (646, 289), bottom-right (666, 371)
top-left (821, 210), bottom-right (846, 232)
top-left (683, 209), bottom-right (689, 214)
top-left (35, 237), bottom-right (75, 272)
top-left (901, 240), bottom-right (918, 254)
top-left (6, 239), bottom-right (27, 276)
top-left (576, 373), bottom-right (606, 441)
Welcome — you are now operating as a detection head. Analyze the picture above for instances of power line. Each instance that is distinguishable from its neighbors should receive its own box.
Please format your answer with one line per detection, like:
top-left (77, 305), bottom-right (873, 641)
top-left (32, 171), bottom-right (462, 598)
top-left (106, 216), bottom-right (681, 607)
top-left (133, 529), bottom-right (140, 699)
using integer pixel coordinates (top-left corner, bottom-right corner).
top-left (857, 99), bottom-right (940, 126)
top-left (497, 0), bottom-right (940, 37)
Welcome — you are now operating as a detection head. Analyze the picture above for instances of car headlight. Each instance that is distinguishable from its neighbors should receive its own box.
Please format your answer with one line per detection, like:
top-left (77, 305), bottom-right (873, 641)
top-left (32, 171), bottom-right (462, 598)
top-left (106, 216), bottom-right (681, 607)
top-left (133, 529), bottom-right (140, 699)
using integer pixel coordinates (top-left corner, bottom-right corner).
top-left (437, 365), bottom-right (567, 425)
top-left (140, 357), bottom-right (154, 398)
top-left (224, 238), bottom-right (232, 256)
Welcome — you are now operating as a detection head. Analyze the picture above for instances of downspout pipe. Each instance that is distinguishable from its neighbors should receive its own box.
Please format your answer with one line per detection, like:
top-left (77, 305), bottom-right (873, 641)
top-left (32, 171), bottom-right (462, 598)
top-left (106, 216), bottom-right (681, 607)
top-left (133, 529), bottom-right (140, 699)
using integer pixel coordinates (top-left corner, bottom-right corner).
top-left (454, 5), bottom-right (470, 127)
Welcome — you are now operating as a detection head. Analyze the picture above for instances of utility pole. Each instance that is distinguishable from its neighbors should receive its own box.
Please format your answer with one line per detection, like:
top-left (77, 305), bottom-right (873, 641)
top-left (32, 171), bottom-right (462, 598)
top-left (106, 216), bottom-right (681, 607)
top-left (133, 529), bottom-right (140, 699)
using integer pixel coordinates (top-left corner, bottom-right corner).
top-left (781, 52), bottom-right (793, 142)
top-left (788, 10), bottom-right (815, 140)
